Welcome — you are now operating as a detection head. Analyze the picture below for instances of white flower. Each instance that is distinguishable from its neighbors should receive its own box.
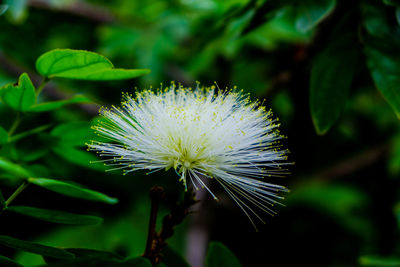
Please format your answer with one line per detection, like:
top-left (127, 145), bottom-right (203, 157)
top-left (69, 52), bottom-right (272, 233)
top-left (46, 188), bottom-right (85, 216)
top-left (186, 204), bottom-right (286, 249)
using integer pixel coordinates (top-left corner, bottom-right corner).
top-left (89, 82), bottom-right (289, 226)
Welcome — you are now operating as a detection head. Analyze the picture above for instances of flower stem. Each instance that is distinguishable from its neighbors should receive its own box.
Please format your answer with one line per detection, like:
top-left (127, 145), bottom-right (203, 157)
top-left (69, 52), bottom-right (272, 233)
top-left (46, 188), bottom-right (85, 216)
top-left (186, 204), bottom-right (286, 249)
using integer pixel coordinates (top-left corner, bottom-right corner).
top-left (8, 112), bottom-right (21, 136)
top-left (143, 186), bottom-right (165, 261)
top-left (143, 186), bottom-right (197, 264)
top-left (8, 124), bottom-right (52, 143)
top-left (35, 77), bottom-right (49, 99)
top-left (4, 181), bottom-right (29, 208)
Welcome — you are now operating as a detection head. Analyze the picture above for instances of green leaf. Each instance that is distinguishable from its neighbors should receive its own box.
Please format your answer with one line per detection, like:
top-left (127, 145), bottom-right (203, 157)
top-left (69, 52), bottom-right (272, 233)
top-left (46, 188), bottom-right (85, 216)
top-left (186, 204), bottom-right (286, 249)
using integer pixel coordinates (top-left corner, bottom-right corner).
top-left (206, 242), bottom-right (242, 267)
top-left (1, 73), bottom-right (36, 112)
top-left (15, 200), bottom-right (151, 264)
top-left (0, 5), bottom-right (8, 16)
top-left (294, 0), bottom-right (336, 32)
top-left (364, 43), bottom-right (400, 119)
top-left (0, 255), bottom-right (23, 267)
top-left (28, 177), bottom-right (118, 204)
top-left (24, 165), bottom-right (51, 179)
top-left (51, 121), bottom-right (96, 147)
top-left (124, 257), bottom-right (152, 267)
top-left (36, 49), bottom-right (111, 78)
top-left (160, 246), bottom-right (190, 267)
top-left (362, 1), bottom-right (392, 38)
top-left (29, 95), bottom-right (93, 112)
top-left (6, 206), bottom-right (103, 225)
top-left (0, 157), bottom-right (30, 179)
top-left (0, 235), bottom-right (74, 259)
top-left (36, 49), bottom-right (150, 80)
top-left (0, 126), bottom-right (8, 144)
top-left (310, 32), bottom-right (358, 134)
top-left (359, 255), bottom-right (400, 266)
top-left (52, 145), bottom-right (107, 171)
top-left (362, 0), bottom-right (400, 118)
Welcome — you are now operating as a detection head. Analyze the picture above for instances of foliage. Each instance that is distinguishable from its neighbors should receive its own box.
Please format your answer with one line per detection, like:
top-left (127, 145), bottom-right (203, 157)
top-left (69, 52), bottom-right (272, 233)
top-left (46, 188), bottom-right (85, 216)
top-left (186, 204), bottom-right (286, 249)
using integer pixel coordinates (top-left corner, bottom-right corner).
top-left (1, 0), bottom-right (400, 266)
top-left (0, 48), bottom-right (149, 265)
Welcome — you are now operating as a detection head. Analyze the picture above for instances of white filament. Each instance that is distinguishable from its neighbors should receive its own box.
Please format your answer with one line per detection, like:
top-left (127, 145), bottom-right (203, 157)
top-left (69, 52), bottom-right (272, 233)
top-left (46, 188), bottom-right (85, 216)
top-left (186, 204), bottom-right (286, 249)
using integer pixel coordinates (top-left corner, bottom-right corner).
top-left (89, 83), bottom-right (289, 228)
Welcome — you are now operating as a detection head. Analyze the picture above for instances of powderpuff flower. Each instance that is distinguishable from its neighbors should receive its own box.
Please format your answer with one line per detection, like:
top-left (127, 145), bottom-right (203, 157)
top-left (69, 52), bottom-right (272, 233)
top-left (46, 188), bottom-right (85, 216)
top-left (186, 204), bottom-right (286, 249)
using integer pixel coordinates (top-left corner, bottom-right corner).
top-left (89, 82), bottom-right (289, 227)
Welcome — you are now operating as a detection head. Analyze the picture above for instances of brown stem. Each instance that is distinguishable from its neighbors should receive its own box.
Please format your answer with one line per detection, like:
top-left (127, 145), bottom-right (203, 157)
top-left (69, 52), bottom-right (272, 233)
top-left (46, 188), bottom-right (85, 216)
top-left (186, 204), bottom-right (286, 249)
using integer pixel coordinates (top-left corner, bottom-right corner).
top-left (143, 186), bottom-right (165, 261)
top-left (154, 188), bottom-right (198, 264)
top-left (142, 186), bottom-right (198, 264)
top-left (159, 188), bottom-right (197, 242)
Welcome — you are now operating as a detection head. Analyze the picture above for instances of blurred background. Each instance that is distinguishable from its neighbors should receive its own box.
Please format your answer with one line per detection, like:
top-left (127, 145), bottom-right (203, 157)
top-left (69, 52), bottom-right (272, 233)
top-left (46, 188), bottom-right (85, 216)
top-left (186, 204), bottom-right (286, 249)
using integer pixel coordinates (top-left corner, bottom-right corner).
top-left (1, 0), bottom-right (400, 266)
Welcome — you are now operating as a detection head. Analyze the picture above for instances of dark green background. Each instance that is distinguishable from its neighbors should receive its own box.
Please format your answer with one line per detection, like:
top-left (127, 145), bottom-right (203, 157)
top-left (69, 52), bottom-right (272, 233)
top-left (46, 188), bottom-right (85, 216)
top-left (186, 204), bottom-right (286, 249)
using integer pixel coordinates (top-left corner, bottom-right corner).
top-left (1, 0), bottom-right (400, 266)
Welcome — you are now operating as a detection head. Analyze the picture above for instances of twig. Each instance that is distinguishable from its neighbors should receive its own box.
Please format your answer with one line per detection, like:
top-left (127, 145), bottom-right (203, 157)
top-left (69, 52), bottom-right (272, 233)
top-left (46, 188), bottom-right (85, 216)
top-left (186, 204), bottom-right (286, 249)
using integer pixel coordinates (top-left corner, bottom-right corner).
top-left (8, 112), bottom-right (21, 136)
top-left (35, 77), bottom-right (49, 98)
top-left (4, 181), bottom-right (29, 208)
top-left (143, 186), bottom-right (198, 264)
top-left (28, 0), bottom-right (115, 23)
top-left (8, 124), bottom-right (52, 143)
top-left (158, 188), bottom-right (197, 242)
top-left (316, 142), bottom-right (390, 181)
top-left (143, 186), bottom-right (165, 260)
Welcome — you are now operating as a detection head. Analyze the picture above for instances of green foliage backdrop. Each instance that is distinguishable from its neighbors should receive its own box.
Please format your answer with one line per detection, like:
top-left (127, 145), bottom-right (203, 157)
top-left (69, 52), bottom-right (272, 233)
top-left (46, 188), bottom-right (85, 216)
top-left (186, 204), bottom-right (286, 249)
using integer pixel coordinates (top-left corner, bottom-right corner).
top-left (1, 0), bottom-right (400, 266)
